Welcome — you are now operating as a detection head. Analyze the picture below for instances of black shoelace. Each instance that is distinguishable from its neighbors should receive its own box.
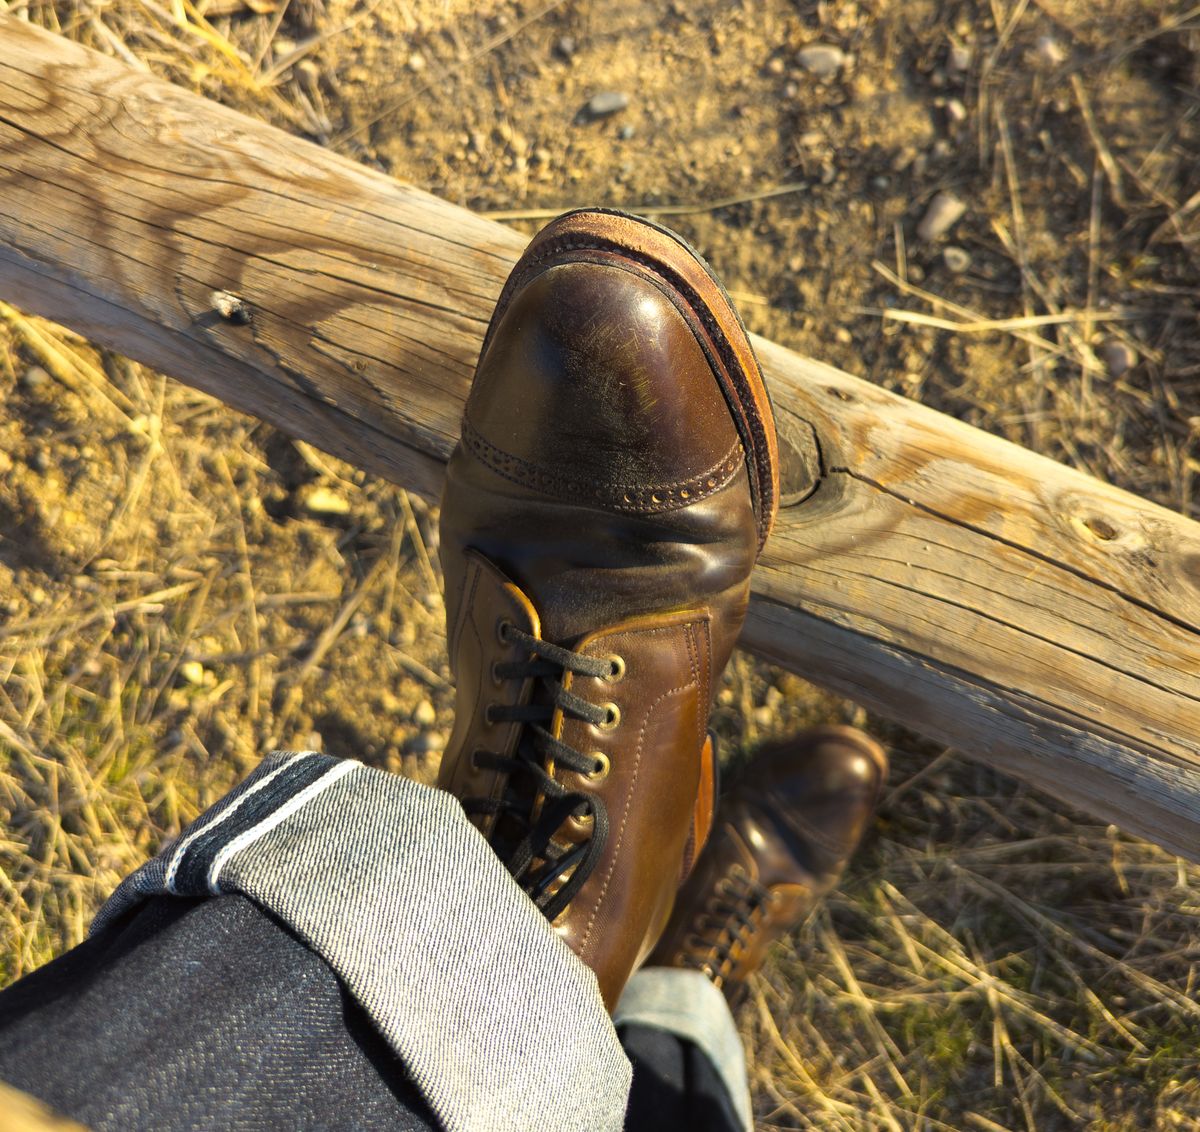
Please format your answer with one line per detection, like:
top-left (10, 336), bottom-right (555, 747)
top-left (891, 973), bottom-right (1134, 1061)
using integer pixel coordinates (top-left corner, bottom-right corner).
top-left (463, 621), bottom-right (619, 921)
top-left (685, 866), bottom-right (773, 982)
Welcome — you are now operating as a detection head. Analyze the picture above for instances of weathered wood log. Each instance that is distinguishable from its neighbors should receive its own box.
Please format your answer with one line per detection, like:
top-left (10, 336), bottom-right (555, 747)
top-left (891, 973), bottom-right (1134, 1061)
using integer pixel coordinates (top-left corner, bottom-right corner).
top-left (2, 15), bottom-right (1199, 856)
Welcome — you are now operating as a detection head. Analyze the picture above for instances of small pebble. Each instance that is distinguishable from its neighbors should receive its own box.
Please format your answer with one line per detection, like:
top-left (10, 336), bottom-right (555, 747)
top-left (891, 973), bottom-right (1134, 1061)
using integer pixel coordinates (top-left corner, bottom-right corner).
top-left (300, 485), bottom-right (351, 516)
top-left (944, 98), bottom-right (967, 125)
top-left (916, 191), bottom-right (967, 241)
top-left (406, 52), bottom-right (426, 73)
top-left (948, 43), bottom-right (972, 73)
top-left (943, 245), bottom-right (972, 273)
top-left (554, 35), bottom-right (576, 60)
top-left (766, 56), bottom-right (785, 76)
top-left (581, 91), bottom-right (629, 120)
top-left (180, 660), bottom-right (206, 687)
top-left (408, 731), bottom-right (446, 755)
top-left (31, 448), bottom-right (51, 472)
top-left (1101, 339), bottom-right (1138, 378)
top-left (21, 365), bottom-right (50, 390)
top-left (210, 290), bottom-right (251, 325)
top-left (796, 44), bottom-right (847, 78)
top-left (617, 124), bottom-right (636, 141)
top-left (1036, 35), bottom-right (1066, 66)
top-left (413, 700), bottom-right (437, 727)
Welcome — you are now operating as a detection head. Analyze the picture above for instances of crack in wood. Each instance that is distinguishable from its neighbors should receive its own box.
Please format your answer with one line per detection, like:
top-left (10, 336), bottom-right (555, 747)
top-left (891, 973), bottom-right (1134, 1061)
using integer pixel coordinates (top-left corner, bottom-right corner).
top-left (827, 465), bottom-right (1200, 639)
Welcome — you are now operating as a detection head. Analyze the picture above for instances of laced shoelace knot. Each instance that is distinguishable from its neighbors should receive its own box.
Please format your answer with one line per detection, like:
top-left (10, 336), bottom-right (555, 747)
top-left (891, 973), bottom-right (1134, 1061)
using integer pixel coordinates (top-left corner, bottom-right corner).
top-left (462, 619), bottom-right (624, 920)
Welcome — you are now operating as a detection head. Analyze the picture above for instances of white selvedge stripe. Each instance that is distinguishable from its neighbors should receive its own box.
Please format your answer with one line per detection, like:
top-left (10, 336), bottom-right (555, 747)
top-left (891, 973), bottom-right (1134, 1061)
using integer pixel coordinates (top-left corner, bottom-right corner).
top-left (164, 751), bottom-right (319, 894)
top-left (207, 757), bottom-right (358, 895)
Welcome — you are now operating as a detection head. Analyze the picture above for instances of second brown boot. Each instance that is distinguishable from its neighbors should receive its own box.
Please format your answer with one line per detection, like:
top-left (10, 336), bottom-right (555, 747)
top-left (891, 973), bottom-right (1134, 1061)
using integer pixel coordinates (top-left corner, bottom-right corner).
top-left (647, 725), bottom-right (887, 997)
top-left (437, 209), bottom-right (779, 1008)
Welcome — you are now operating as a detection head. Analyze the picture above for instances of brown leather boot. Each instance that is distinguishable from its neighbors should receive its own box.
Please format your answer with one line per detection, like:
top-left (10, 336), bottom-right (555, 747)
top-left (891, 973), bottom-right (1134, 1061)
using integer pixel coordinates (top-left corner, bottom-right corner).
top-left (437, 208), bottom-right (779, 1009)
top-left (646, 726), bottom-right (887, 998)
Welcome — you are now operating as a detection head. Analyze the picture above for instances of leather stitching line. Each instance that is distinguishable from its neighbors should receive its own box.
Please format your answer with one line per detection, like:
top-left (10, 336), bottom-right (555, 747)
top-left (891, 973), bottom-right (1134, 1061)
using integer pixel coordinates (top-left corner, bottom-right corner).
top-left (577, 621), bottom-right (705, 954)
top-left (460, 417), bottom-right (741, 512)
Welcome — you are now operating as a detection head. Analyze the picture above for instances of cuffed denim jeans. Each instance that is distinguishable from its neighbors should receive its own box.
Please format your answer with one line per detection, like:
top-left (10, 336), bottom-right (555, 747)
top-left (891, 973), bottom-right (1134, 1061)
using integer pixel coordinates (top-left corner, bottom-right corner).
top-left (0, 751), bottom-right (752, 1131)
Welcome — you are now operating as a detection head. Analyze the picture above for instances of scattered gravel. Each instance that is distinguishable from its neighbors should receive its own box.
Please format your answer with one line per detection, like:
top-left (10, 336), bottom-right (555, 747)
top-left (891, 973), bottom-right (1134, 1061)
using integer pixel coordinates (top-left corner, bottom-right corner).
top-left (21, 365), bottom-right (49, 390)
top-left (580, 91), bottom-right (629, 120)
top-left (408, 731), bottom-right (446, 755)
top-left (796, 44), bottom-right (847, 78)
top-left (943, 245), bottom-right (972, 273)
top-left (1101, 339), bottom-right (1138, 378)
top-left (299, 485), bottom-right (351, 516)
top-left (917, 191), bottom-right (967, 241)
top-left (1036, 35), bottom-right (1066, 66)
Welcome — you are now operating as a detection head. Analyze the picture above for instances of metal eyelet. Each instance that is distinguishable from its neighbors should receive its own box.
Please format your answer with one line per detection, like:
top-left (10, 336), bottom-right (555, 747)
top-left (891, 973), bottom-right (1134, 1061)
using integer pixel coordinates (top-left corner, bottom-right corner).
top-left (484, 703), bottom-right (499, 725)
top-left (603, 654), bottom-right (626, 683)
top-left (586, 752), bottom-right (611, 782)
top-left (597, 703), bottom-right (621, 731)
top-left (496, 618), bottom-right (512, 646)
top-left (490, 660), bottom-right (504, 686)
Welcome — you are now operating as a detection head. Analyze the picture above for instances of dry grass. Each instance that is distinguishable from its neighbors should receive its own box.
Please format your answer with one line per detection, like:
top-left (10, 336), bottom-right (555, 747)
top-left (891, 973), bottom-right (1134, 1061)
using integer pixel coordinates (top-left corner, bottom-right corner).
top-left (2, 0), bottom-right (1200, 1128)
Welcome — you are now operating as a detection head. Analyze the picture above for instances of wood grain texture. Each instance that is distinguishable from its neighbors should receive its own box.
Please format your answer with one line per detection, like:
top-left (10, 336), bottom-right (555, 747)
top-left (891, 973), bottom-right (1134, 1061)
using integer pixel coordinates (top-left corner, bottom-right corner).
top-left (0, 13), bottom-right (523, 500)
top-left (2, 16), bottom-right (1199, 855)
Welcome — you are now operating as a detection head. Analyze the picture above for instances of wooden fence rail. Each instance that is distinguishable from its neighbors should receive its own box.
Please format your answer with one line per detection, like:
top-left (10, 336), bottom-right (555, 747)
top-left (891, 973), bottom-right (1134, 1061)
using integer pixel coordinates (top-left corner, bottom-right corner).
top-left (2, 15), bottom-right (1199, 856)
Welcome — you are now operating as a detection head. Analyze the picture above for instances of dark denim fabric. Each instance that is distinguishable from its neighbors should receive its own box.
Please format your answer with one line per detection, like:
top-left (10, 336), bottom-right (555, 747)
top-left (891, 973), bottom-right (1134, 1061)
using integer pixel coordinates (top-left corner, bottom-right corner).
top-left (0, 896), bottom-right (745, 1132)
top-left (0, 895), bottom-right (437, 1130)
top-left (621, 1023), bottom-right (748, 1132)
top-left (92, 751), bottom-right (630, 1132)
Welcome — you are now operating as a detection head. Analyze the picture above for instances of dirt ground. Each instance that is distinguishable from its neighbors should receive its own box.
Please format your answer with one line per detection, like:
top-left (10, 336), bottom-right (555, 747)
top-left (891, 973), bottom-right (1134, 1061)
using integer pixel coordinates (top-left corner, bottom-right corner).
top-left (2, 0), bottom-right (1200, 1127)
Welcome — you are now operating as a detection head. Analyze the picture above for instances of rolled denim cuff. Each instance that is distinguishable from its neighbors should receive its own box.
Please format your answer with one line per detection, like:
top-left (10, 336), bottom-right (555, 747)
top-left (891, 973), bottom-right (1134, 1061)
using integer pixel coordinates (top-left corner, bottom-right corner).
top-left (96, 751), bottom-right (632, 1132)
